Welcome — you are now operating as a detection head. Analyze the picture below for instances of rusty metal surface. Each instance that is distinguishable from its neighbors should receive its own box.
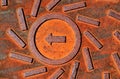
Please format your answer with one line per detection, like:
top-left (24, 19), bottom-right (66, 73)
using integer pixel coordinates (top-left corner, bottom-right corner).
top-left (0, 0), bottom-right (120, 79)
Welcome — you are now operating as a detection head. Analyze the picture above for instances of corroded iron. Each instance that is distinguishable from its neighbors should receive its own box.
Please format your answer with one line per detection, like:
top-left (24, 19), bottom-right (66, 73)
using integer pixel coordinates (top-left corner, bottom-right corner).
top-left (0, 0), bottom-right (120, 79)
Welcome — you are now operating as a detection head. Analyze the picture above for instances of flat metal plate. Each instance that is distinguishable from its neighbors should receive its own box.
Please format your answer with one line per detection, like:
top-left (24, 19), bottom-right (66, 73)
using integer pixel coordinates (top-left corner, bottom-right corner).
top-left (0, 0), bottom-right (120, 79)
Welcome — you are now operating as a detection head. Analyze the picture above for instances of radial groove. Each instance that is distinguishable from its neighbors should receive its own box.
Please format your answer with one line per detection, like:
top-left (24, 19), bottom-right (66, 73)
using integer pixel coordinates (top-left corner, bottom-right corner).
top-left (9, 52), bottom-right (33, 63)
top-left (69, 61), bottom-right (80, 79)
top-left (23, 67), bottom-right (47, 77)
top-left (63, 1), bottom-right (86, 12)
top-left (16, 7), bottom-right (28, 31)
top-left (77, 15), bottom-right (100, 26)
top-left (49, 68), bottom-right (64, 79)
top-left (6, 28), bottom-right (26, 48)
top-left (84, 31), bottom-right (103, 49)
top-left (46, 0), bottom-right (61, 11)
top-left (31, 0), bottom-right (41, 17)
top-left (108, 10), bottom-right (120, 20)
top-left (83, 47), bottom-right (94, 71)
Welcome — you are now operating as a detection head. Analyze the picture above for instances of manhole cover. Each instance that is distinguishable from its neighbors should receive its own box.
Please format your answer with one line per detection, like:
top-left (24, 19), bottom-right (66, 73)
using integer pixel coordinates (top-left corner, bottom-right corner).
top-left (28, 13), bottom-right (81, 65)
top-left (0, 0), bottom-right (120, 79)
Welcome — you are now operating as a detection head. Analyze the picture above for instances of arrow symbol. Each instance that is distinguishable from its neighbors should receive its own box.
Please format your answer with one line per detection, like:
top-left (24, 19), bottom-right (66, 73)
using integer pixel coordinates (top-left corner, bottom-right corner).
top-left (46, 33), bottom-right (66, 45)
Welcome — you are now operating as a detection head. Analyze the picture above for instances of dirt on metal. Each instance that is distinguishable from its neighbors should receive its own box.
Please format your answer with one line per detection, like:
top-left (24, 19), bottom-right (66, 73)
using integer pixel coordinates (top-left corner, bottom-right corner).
top-left (0, 0), bottom-right (120, 79)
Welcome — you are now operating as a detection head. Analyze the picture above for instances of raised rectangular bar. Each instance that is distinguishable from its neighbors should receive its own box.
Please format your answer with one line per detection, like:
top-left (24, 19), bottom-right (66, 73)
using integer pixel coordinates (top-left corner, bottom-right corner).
top-left (103, 73), bottom-right (110, 79)
top-left (31, 0), bottom-right (41, 17)
top-left (96, 0), bottom-right (119, 3)
top-left (83, 48), bottom-right (94, 71)
top-left (112, 53), bottom-right (120, 70)
top-left (46, 0), bottom-right (61, 11)
top-left (77, 15), bottom-right (100, 26)
top-left (69, 61), bottom-right (80, 79)
top-left (0, 78), bottom-right (8, 79)
top-left (63, 2), bottom-right (86, 12)
top-left (9, 52), bottom-right (33, 63)
top-left (16, 7), bottom-right (27, 31)
top-left (6, 29), bottom-right (26, 48)
top-left (108, 10), bottom-right (120, 20)
top-left (114, 31), bottom-right (120, 41)
top-left (23, 67), bottom-right (47, 77)
top-left (84, 31), bottom-right (103, 49)
top-left (50, 68), bottom-right (64, 79)
top-left (1, 0), bottom-right (7, 6)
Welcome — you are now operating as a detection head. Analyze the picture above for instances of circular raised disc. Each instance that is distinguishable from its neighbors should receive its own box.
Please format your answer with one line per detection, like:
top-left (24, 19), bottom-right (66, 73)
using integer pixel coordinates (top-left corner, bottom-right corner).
top-left (35, 19), bottom-right (75, 60)
top-left (28, 13), bottom-right (81, 65)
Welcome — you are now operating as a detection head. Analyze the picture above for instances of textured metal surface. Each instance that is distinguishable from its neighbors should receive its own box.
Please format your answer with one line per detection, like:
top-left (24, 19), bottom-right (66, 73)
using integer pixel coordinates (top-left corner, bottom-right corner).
top-left (0, 0), bottom-right (120, 79)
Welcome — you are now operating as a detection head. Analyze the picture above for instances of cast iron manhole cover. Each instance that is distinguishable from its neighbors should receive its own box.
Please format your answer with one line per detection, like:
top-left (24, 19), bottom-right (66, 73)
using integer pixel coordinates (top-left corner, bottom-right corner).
top-left (0, 0), bottom-right (120, 79)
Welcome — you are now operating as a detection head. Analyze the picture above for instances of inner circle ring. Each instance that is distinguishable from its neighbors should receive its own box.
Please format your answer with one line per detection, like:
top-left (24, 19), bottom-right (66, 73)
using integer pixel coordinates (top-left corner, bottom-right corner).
top-left (28, 13), bottom-right (81, 65)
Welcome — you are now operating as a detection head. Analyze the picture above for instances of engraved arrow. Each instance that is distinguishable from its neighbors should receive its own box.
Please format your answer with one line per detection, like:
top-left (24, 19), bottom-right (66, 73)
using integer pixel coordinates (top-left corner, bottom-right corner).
top-left (46, 33), bottom-right (66, 45)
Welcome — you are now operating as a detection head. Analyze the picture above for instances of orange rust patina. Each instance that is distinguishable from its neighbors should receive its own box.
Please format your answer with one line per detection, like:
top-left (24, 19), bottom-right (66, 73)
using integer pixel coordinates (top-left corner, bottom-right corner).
top-left (35, 19), bottom-right (75, 59)
top-left (0, 0), bottom-right (120, 79)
